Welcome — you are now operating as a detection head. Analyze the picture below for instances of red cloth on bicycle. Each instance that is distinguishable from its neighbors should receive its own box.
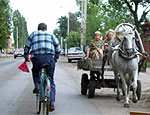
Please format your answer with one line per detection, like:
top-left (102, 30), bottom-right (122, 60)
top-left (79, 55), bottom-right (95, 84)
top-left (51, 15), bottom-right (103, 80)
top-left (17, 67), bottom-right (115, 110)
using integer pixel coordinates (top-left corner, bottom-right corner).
top-left (29, 55), bottom-right (33, 60)
top-left (18, 61), bottom-right (30, 72)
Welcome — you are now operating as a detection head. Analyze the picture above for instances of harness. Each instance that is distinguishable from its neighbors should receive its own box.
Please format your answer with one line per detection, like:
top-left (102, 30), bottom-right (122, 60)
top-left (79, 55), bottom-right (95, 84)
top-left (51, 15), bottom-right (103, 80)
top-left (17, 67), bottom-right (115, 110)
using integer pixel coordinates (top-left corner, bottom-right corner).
top-left (109, 45), bottom-right (148, 61)
top-left (118, 47), bottom-right (137, 60)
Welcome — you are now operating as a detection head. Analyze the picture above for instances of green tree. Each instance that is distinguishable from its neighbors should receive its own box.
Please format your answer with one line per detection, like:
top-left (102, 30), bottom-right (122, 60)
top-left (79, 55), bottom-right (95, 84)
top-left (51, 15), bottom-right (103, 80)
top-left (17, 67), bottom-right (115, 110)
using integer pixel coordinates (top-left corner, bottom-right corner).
top-left (13, 10), bottom-right (28, 48)
top-left (76, 0), bottom-right (150, 45)
top-left (76, 0), bottom-right (134, 43)
top-left (53, 28), bottom-right (61, 39)
top-left (89, 0), bottom-right (99, 5)
top-left (69, 12), bottom-right (80, 32)
top-left (0, 0), bottom-right (12, 49)
top-left (57, 16), bottom-right (68, 38)
top-left (55, 14), bottom-right (80, 38)
top-left (108, 0), bottom-right (150, 30)
top-left (67, 31), bottom-right (80, 48)
top-left (100, 1), bottom-right (134, 36)
top-left (54, 13), bottom-right (81, 48)
top-left (86, 1), bottom-right (105, 42)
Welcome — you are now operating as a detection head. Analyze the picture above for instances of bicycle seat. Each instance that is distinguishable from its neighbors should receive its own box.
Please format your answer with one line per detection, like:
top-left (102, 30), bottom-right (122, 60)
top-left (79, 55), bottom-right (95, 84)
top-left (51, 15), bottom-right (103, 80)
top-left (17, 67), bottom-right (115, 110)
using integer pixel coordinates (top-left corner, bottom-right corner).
top-left (40, 63), bottom-right (50, 70)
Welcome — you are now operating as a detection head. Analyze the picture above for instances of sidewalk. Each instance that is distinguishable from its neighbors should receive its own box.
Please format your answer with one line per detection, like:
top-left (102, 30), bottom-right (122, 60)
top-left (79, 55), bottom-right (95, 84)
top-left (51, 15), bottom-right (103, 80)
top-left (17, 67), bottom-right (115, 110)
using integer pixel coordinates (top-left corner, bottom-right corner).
top-left (0, 53), bottom-right (13, 58)
top-left (146, 68), bottom-right (150, 73)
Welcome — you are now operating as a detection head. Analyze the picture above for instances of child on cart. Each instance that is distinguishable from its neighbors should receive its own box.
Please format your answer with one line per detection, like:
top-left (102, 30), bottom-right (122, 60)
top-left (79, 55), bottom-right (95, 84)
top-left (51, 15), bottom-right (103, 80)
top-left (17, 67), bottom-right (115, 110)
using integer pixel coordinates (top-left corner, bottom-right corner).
top-left (84, 31), bottom-right (104, 61)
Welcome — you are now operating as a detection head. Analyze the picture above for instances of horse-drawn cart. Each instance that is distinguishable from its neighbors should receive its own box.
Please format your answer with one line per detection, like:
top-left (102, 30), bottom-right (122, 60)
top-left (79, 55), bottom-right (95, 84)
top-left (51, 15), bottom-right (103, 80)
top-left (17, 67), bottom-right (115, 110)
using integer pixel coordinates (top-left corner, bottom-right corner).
top-left (78, 52), bottom-right (116, 98)
top-left (77, 23), bottom-right (148, 107)
top-left (78, 52), bottom-right (141, 99)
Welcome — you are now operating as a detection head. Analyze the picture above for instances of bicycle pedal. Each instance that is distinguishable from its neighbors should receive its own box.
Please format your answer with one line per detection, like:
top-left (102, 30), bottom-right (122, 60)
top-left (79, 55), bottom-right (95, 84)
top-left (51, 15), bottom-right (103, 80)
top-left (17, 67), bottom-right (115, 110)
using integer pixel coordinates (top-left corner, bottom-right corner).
top-left (40, 100), bottom-right (45, 103)
top-left (41, 98), bottom-right (47, 102)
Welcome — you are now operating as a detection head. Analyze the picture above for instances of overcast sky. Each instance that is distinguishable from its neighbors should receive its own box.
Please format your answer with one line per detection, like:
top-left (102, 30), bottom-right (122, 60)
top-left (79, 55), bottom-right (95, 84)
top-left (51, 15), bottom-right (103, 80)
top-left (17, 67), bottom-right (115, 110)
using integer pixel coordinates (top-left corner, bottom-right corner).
top-left (10, 0), bottom-right (79, 34)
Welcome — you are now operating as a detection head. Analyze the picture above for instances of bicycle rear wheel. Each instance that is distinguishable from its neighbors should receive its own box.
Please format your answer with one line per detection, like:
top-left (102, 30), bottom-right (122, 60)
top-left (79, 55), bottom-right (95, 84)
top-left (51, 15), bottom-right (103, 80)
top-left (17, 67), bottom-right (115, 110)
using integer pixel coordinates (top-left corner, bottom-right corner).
top-left (42, 80), bottom-right (50, 115)
top-left (36, 94), bottom-right (41, 114)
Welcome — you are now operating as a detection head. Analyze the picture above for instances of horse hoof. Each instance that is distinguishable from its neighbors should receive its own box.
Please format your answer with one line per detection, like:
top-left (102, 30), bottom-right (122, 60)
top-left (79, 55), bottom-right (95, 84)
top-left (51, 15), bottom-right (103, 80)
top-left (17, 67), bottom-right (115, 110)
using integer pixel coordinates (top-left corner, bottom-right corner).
top-left (116, 95), bottom-right (121, 101)
top-left (132, 98), bottom-right (138, 103)
top-left (124, 103), bottom-right (130, 108)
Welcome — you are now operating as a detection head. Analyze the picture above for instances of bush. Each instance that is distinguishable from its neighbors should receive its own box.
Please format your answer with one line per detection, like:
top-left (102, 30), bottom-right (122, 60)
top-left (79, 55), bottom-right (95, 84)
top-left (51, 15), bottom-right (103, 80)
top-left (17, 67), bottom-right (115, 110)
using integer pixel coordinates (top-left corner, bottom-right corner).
top-left (146, 62), bottom-right (150, 68)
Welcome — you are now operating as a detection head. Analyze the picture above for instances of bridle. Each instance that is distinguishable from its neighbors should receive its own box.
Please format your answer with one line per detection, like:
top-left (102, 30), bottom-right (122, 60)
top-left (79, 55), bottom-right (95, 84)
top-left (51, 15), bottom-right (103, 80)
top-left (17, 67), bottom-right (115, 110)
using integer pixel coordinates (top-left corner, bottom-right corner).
top-left (118, 47), bottom-right (137, 60)
top-left (108, 23), bottom-right (148, 60)
top-left (118, 36), bottom-right (137, 60)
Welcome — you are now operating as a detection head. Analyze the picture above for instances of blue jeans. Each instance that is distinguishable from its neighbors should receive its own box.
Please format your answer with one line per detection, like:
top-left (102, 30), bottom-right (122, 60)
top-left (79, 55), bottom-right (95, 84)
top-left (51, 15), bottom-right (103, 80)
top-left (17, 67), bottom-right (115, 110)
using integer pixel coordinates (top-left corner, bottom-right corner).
top-left (31, 54), bottom-right (56, 104)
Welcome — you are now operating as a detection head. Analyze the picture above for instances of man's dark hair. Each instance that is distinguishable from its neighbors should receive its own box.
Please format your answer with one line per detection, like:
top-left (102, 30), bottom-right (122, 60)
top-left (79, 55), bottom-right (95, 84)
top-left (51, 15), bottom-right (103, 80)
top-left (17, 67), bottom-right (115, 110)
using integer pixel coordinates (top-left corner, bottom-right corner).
top-left (38, 23), bottom-right (47, 31)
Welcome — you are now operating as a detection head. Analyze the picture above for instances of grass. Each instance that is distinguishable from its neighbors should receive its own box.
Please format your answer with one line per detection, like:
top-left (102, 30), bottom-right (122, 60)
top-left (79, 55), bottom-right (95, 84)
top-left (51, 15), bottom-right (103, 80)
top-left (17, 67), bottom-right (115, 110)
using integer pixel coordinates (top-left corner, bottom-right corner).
top-left (147, 62), bottom-right (150, 68)
top-left (147, 37), bottom-right (150, 42)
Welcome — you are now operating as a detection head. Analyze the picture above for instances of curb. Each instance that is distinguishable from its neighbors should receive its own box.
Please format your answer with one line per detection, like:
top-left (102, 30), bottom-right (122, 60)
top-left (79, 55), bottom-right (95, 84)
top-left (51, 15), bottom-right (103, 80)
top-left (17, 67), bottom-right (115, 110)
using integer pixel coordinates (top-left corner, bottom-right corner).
top-left (0, 54), bottom-right (13, 58)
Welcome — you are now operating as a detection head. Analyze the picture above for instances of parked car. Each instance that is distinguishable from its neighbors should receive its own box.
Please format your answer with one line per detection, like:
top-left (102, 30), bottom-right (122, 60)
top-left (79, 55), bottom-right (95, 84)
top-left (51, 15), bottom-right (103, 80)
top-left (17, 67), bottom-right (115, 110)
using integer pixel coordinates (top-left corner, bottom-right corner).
top-left (67, 47), bottom-right (85, 62)
top-left (14, 48), bottom-right (24, 59)
top-left (6, 49), bottom-right (15, 54)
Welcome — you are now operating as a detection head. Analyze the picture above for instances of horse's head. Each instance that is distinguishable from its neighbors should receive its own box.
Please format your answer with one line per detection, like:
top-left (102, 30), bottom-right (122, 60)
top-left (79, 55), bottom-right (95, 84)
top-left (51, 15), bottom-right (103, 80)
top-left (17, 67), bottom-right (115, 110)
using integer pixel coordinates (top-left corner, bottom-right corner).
top-left (120, 28), bottom-right (136, 57)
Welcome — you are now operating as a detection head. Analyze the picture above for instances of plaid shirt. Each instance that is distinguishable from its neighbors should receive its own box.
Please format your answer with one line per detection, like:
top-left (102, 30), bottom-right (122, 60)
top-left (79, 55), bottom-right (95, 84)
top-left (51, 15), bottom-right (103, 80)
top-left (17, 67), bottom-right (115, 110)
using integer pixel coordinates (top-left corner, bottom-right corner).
top-left (24, 30), bottom-right (61, 58)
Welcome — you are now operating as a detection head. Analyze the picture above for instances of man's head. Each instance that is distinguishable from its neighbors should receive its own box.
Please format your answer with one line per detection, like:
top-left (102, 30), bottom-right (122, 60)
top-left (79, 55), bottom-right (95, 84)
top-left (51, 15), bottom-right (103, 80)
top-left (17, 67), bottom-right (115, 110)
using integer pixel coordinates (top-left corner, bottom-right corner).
top-left (38, 23), bottom-right (47, 31)
top-left (94, 31), bottom-right (102, 41)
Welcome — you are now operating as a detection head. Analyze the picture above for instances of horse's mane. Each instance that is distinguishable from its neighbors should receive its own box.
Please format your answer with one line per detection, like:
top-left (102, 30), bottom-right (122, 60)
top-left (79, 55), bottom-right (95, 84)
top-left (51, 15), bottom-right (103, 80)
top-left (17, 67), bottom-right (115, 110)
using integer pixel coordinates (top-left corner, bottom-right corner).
top-left (123, 26), bottom-right (135, 36)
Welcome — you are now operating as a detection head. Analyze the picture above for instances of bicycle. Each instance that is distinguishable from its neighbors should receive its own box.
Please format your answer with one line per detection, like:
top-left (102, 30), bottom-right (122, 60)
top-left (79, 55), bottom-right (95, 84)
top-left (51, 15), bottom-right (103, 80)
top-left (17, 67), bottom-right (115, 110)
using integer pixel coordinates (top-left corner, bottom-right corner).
top-left (35, 63), bottom-right (51, 115)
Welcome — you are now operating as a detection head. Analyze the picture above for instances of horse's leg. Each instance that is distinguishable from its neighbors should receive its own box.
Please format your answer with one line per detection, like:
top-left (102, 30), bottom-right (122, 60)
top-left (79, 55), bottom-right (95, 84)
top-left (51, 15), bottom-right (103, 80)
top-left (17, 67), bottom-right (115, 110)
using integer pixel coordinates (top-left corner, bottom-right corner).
top-left (120, 73), bottom-right (130, 107)
top-left (132, 70), bottom-right (138, 103)
top-left (115, 71), bottom-right (121, 101)
top-left (126, 75), bottom-right (132, 104)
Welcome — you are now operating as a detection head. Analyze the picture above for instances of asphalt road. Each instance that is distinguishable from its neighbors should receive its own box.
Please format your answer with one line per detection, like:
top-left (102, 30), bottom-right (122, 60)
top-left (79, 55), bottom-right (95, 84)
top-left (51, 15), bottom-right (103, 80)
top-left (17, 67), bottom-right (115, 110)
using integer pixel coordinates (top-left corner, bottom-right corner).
top-left (0, 56), bottom-right (150, 115)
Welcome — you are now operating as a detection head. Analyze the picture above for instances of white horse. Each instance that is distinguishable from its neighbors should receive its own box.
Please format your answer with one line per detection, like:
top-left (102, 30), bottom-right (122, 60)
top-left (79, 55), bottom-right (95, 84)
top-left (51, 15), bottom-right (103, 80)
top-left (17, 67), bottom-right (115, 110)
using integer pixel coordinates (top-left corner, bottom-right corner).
top-left (109, 27), bottom-right (140, 107)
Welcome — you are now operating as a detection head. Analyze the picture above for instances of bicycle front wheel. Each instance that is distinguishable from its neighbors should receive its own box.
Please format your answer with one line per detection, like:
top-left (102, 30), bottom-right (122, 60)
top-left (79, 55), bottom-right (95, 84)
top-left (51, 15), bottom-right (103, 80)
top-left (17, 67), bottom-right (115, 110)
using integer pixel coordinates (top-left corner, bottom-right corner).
top-left (42, 80), bottom-right (50, 115)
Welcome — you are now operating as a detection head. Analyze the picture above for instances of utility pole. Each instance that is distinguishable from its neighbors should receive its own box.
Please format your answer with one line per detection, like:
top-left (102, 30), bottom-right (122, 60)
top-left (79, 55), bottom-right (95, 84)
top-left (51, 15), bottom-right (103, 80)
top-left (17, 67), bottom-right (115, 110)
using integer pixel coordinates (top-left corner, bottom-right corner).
top-left (67, 13), bottom-right (70, 35)
top-left (16, 26), bottom-right (18, 49)
top-left (61, 37), bottom-right (63, 52)
top-left (65, 13), bottom-right (70, 55)
top-left (81, 0), bottom-right (87, 49)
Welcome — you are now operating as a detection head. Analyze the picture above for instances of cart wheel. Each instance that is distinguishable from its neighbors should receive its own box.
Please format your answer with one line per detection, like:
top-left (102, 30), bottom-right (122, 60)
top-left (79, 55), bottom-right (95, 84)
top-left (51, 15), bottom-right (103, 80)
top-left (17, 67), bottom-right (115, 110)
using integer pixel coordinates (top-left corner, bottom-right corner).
top-left (81, 73), bottom-right (88, 95)
top-left (136, 80), bottom-right (141, 100)
top-left (88, 80), bottom-right (96, 98)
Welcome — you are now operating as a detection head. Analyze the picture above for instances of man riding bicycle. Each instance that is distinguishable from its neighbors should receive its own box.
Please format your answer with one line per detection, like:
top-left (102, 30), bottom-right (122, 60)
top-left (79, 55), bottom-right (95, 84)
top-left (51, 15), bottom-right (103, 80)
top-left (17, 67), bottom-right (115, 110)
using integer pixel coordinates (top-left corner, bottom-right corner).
top-left (24, 23), bottom-right (61, 112)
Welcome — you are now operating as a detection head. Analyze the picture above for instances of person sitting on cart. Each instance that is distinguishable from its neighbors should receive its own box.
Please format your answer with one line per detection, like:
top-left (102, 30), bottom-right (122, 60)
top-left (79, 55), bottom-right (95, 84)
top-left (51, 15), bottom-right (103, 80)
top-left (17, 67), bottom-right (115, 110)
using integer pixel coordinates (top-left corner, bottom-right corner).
top-left (84, 31), bottom-right (104, 60)
top-left (104, 29), bottom-right (121, 49)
